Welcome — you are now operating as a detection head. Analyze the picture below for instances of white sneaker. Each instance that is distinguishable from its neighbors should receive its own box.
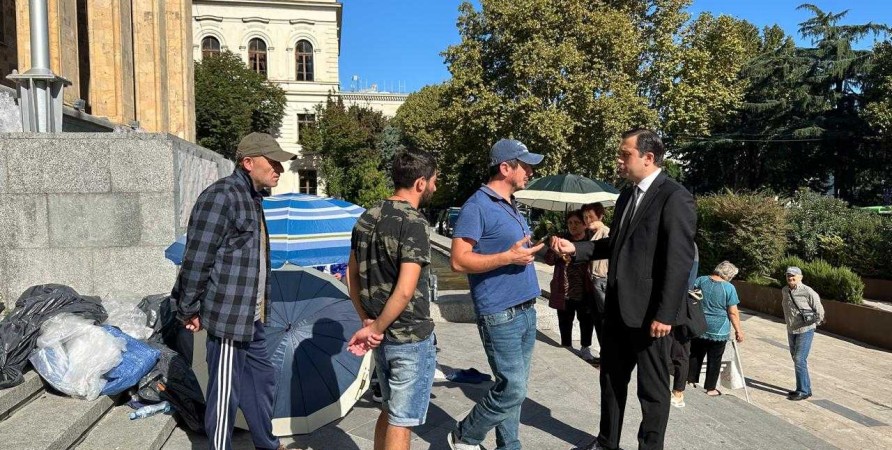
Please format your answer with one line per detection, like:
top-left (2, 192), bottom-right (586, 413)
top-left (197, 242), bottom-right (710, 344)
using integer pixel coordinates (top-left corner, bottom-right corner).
top-left (579, 346), bottom-right (596, 362)
top-left (671, 392), bottom-right (686, 408)
top-left (448, 431), bottom-right (481, 450)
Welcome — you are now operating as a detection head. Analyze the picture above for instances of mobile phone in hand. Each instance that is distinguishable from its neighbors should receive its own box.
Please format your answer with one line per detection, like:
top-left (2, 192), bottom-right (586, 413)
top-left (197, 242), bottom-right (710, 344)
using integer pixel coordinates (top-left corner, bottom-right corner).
top-left (534, 234), bottom-right (551, 246)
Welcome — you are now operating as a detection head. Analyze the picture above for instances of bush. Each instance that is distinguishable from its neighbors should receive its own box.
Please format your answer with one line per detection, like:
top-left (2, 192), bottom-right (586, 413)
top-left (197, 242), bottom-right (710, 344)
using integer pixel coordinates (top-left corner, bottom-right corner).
top-left (773, 256), bottom-right (864, 304)
top-left (786, 191), bottom-right (892, 279)
top-left (836, 213), bottom-right (892, 279)
top-left (696, 191), bottom-right (787, 279)
top-left (785, 191), bottom-right (849, 261)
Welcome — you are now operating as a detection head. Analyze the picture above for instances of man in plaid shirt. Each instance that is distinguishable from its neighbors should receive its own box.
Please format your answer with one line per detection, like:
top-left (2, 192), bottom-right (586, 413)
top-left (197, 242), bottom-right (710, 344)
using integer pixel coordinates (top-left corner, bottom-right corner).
top-left (172, 132), bottom-right (296, 450)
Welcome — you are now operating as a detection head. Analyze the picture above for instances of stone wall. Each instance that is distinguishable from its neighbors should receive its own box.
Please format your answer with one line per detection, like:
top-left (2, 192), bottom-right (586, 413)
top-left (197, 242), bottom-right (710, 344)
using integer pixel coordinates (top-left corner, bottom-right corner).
top-left (0, 132), bottom-right (232, 308)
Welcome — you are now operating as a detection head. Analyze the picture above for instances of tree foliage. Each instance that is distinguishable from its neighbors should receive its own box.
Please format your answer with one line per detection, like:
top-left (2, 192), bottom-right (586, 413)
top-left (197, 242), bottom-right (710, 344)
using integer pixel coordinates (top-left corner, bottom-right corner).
top-left (677, 4), bottom-right (892, 204)
top-left (394, 1), bottom-right (892, 208)
top-left (435, 0), bottom-right (659, 204)
top-left (194, 51), bottom-right (287, 159)
top-left (299, 96), bottom-right (391, 207)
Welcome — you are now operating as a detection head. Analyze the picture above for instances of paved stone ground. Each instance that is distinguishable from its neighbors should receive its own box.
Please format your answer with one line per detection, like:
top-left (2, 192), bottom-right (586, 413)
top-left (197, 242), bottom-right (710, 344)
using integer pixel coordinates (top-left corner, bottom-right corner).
top-left (163, 321), bottom-right (835, 450)
top-left (726, 310), bottom-right (892, 450)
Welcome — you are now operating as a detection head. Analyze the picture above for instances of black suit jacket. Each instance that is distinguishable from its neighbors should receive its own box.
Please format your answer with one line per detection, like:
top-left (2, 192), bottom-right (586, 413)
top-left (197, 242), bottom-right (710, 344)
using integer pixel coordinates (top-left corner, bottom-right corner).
top-left (575, 171), bottom-right (696, 329)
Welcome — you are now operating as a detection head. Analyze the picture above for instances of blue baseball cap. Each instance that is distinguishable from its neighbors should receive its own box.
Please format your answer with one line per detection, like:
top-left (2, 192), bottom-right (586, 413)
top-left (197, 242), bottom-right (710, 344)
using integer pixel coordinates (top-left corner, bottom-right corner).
top-left (490, 139), bottom-right (544, 167)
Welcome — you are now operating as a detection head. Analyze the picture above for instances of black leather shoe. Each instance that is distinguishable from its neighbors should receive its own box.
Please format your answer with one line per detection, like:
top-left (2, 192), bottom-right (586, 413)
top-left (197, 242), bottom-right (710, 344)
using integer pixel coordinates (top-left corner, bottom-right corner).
top-left (787, 390), bottom-right (799, 397)
top-left (788, 392), bottom-right (812, 401)
top-left (581, 440), bottom-right (615, 450)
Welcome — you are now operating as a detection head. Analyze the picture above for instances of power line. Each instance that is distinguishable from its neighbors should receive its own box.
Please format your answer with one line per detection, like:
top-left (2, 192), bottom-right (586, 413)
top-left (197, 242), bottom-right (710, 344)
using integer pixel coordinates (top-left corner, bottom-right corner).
top-left (676, 135), bottom-right (825, 143)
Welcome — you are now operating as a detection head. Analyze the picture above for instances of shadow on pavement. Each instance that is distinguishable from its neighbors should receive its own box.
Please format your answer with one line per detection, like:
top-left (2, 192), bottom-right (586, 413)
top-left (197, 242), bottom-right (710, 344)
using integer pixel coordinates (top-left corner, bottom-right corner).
top-left (745, 377), bottom-right (791, 396)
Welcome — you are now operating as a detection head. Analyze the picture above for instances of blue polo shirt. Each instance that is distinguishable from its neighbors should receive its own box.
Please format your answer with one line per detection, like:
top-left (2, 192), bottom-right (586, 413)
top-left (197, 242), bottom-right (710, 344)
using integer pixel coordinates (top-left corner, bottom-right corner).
top-left (452, 185), bottom-right (541, 316)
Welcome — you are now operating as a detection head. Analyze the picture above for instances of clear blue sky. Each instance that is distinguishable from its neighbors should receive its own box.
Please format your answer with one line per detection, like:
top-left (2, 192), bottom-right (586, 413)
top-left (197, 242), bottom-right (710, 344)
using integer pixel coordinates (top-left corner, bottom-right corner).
top-left (338, 0), bottom-right (892, 94)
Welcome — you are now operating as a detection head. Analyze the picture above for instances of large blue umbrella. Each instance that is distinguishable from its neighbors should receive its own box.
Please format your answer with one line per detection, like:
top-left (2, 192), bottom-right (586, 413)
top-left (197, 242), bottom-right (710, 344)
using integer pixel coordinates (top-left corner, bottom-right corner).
top-left (264, 265), bottom-right (373, 435)
top-left (190, 264), bottom-right (373, 436)
top-left (165, 193), bottom-right (364, 268)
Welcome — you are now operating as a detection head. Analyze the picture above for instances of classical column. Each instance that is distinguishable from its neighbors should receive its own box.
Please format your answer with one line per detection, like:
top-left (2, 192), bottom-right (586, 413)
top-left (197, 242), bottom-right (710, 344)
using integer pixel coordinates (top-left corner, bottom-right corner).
top-left (163, 0), bottom-right (195, 141)
top-left (86, 0), bottom-right (135, 125)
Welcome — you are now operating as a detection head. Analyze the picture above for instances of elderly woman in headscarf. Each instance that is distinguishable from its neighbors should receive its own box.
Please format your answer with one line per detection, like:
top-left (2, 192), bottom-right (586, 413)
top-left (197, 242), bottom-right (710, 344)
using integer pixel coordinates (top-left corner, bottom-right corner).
top-left (686, 261), bottom-right (745, 396)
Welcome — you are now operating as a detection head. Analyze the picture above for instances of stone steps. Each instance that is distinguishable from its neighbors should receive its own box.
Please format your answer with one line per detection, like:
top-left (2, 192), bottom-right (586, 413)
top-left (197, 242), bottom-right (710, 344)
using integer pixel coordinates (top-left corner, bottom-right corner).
top-left (77, 403), bottom-right (177, 450)
top-left (0, 369), bottom-right (177, 450)
top-left (0, 371), bottom-right (44, 418)
top-left (0, 389), bottom-right (113, 450)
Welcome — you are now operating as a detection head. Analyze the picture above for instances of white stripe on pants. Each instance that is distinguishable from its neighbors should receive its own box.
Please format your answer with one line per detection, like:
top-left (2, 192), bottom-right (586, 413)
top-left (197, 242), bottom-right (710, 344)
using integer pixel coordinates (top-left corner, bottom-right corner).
top-left (214, 338), bottom-right (233, 450)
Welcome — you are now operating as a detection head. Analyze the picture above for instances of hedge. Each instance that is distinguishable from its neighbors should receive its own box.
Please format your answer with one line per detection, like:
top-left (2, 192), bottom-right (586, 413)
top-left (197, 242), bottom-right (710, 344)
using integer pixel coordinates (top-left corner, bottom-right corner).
top-left (786, 191), bottom-right (892, 279)
top-left (773, 256), bottom-right (864, 304)
top-left (696, 192), bottom-right (787, 279)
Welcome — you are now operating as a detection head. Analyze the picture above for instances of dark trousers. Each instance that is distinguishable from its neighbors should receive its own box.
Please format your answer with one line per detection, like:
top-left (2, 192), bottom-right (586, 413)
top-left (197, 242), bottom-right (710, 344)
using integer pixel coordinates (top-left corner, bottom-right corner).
top-left (557, 299), bottom-right (594, 347)
top-left (669, 331), bottom-right (691, 392)
top-left (597, 315), bottom-right (671, 450)
top-left (592, 277), bottom-right (607, 345)
top-left (205, 321), bottom-right (279, 450)
top-left (687, 338), bottom-right (726, 391)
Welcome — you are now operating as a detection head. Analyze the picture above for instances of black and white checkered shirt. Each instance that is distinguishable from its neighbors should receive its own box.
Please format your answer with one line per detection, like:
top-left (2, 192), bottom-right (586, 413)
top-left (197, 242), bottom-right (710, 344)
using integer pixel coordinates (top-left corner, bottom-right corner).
top-left (172, 168), bottom-right (271, 342)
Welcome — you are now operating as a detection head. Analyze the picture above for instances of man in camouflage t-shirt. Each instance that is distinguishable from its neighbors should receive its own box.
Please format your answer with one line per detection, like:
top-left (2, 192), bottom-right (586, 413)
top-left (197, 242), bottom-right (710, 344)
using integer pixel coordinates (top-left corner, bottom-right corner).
top-left (347, 151), bottom-right (438, 450)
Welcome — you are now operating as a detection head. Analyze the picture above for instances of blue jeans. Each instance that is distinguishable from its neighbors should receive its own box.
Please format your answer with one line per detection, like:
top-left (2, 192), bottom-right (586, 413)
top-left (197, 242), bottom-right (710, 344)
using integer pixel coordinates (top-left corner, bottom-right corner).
top-left (788, 330), bottom-right (814, 395)
top-left (374, 333), bottom-right (437, 427)
top-left (456, 302), bottom-right (537, 450)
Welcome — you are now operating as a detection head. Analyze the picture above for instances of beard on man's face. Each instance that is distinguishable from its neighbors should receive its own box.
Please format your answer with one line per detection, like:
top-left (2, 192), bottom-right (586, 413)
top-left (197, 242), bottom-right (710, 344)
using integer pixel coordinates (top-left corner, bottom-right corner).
top-left (420, 186), bottom-right (435, 206)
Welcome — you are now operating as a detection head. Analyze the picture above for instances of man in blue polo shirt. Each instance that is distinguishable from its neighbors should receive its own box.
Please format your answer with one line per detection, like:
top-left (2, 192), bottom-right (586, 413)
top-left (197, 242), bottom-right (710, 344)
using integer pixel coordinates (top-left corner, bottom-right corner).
top-left (447, 139), bottom-right (545, 450)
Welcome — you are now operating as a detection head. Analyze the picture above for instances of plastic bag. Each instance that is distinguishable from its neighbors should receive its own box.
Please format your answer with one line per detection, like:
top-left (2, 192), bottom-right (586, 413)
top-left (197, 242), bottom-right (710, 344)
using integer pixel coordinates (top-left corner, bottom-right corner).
top-left (102, 299), bottom-right (154, 340)
top-left (720, 341), bottom-right (746, 390)
top-left (29, 313), bottom-right (126, 400)
top-left (100, 326), bottom-right (160, 395)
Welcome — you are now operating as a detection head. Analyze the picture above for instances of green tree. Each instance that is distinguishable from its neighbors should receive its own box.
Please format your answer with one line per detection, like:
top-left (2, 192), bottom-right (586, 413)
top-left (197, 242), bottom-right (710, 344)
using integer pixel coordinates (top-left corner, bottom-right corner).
top-left (678, 5), bottom-right (890, 203)
top-left (663, 13), bottom-right (761, 138)
top-left (194, 51), bottom-right (286, 159)
top-left (392, 83), bottom-right (449, 154)
top-left (439, 0), bottom-right (657, 205)
top-left (300, 96), bottom-right (391, 207)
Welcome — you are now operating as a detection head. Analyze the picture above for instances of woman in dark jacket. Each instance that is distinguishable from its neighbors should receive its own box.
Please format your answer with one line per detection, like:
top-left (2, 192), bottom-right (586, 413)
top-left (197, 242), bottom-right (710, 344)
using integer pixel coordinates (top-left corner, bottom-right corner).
top-left (544, 210), bottom-right (597, 361)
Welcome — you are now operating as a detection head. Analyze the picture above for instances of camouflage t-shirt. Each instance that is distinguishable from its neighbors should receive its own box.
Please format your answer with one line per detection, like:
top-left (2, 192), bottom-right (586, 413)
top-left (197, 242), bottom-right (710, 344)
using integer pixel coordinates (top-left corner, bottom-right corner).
top-left (351, 199), bottom-right (434, 343)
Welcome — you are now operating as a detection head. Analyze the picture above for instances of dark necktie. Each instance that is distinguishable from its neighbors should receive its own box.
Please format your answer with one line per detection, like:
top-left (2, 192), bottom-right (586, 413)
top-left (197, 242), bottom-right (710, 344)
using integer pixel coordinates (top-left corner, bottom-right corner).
top-left (619, 186), bottom-right (640, 240)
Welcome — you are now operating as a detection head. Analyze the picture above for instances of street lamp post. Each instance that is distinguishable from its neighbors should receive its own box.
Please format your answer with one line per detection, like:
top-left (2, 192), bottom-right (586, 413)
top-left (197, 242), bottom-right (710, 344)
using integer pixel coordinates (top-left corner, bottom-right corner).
top-left (5, 0), bottom-right (71, 132)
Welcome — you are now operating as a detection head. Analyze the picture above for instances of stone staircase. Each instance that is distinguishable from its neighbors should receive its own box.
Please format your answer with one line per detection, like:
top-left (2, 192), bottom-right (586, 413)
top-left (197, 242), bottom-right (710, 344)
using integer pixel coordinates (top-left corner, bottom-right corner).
top-left (0, 370), bottom-right (177, 450)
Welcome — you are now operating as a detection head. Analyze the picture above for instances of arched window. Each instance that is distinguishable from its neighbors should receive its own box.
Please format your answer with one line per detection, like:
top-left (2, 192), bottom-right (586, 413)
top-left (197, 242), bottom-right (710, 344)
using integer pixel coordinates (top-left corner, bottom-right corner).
top-left (201, 36), bottom-right (221, 59)
top-left (295, 40), bottom-right (314, 82)
top-left (248, 38), bottom-right (268, 77)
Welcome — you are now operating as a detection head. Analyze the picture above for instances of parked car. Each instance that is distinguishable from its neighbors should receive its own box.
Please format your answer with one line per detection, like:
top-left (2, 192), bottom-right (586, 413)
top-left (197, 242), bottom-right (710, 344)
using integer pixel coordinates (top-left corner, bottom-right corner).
top-left (437, 207), bottom-right (462, 237)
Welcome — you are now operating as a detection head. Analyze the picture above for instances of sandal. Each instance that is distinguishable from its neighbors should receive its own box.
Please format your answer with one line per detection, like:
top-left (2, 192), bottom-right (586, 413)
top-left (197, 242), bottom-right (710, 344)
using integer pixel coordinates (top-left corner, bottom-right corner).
top-left (706, 390), bottom-right (722, 396)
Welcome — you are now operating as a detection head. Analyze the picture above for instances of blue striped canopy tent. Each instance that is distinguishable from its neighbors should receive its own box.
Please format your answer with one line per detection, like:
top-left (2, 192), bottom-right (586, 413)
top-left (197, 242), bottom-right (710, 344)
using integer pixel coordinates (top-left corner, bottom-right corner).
top-left (165, 193), bottom-right (364, 268)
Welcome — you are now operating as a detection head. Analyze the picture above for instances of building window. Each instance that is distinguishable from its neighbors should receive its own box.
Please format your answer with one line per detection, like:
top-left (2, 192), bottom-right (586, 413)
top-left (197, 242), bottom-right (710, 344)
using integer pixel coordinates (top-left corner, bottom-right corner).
top-left (201, 36), bottom-right (221, 59)
top-left (298, 170), bottom-right (318, 195)
top-left (248, 38), bottom-right (267, 77)
top-left (296, 113), bottom-right (315, 142)
top-left (295, 40), bottom-right (314, 81)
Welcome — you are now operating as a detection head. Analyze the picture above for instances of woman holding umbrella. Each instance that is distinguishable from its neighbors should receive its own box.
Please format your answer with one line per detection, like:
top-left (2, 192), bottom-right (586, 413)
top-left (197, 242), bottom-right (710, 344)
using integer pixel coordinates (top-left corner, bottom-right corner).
top-left (544, 210), bottom-right (598, 362)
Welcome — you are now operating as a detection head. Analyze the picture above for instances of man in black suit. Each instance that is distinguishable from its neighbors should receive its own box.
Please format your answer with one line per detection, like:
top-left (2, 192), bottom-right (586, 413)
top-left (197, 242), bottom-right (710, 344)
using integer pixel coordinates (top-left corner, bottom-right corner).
top-left (553, 128), bottom-right (696, 450)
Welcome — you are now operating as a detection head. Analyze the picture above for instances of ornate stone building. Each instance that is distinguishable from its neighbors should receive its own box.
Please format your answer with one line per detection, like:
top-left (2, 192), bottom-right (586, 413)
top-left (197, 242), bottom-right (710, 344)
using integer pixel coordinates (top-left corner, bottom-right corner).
top-left (193, 0), bottom-right (340, 194)
top-left (192, 0), bottom-right (407, 195)
top-left (1, 0), bottom-right (195, 140)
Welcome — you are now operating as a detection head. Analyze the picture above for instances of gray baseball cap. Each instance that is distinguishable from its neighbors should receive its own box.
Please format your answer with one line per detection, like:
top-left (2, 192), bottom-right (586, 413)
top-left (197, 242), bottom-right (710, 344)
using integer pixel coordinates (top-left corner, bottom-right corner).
top-left (490, 139), bottom-right (544, 167)
top-left (786, 266), bottom-right (802, 276)
top-left (236, 132), bottom-right (298, 162)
